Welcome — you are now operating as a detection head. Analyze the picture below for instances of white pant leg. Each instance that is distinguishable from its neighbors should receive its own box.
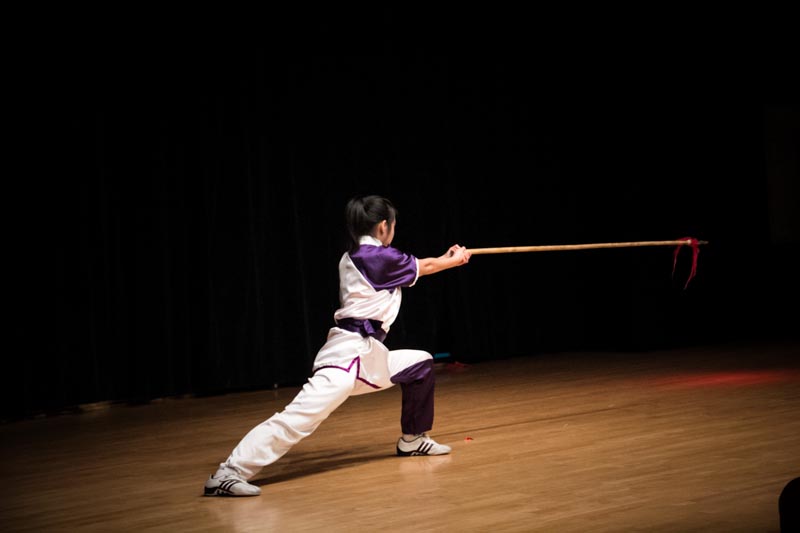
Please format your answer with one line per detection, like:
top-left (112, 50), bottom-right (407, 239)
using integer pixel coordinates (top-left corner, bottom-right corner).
top-left (223, 366), bottom-right (355, 479)
top-left (386, 348), bottom-right (432, 377)
top-left (348, 343), bottom-right (431, 395)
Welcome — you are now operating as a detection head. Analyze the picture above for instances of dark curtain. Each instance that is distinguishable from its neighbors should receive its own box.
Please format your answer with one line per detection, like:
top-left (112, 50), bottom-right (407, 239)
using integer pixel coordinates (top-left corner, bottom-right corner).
top-left (10, 35), bottom-right (797, 421)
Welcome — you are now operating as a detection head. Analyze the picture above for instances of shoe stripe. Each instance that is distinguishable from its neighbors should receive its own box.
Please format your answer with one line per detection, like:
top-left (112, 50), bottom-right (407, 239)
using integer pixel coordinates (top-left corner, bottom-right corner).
top-left (220, 479), bottom-right (240, 492)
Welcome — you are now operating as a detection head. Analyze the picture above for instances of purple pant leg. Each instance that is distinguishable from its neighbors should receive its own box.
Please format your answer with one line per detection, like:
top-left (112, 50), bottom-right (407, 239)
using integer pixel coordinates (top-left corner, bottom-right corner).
top-left (390, 359), bottom-right (434, 434)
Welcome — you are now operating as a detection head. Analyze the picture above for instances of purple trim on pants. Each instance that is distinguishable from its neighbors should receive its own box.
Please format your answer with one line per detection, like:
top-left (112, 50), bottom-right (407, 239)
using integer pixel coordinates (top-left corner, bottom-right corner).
top-left (313, 357), bottom-right (382, 389)
top-left (390, 359), bottom-right (434, 435)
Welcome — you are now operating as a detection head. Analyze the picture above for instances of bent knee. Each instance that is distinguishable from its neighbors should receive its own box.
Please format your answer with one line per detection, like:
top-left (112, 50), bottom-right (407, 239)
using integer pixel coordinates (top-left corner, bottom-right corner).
top-left (390, 358), bottom-right (433, 384)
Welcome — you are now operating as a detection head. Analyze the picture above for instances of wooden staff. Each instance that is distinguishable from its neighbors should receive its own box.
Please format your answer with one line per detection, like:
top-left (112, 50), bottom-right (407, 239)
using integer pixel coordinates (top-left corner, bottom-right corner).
top-left (466, 238), bottom-right (708, 289)
top-left (467, 239), bottom-right (708, 255)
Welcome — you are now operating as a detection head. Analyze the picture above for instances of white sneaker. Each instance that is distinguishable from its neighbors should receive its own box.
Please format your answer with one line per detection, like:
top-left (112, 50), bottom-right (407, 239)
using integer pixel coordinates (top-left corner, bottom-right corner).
top-left (396, 433), bottom-right (452, 456)
top-left (203, 466), bottom-right (261, 497)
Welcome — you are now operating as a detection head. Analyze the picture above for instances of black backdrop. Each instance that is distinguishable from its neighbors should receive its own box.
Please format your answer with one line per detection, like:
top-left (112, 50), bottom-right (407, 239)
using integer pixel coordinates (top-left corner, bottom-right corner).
top-left (10, 26), bottom-right (798, 421)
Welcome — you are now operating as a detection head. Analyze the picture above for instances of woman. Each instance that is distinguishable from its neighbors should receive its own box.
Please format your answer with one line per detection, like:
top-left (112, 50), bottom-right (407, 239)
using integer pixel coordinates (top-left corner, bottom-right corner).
top-left (204, 195), bottom-right (471, 496)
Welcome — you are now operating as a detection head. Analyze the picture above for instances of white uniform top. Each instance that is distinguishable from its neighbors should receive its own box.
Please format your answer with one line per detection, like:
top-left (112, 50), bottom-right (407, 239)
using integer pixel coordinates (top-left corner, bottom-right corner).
top-left (333, 236), bottom-right (419, 335)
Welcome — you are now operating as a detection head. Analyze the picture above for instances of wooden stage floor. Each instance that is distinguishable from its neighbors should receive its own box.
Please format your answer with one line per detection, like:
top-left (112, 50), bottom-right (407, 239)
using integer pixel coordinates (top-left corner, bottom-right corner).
top-left (2, 340), bottom-right (798, 532)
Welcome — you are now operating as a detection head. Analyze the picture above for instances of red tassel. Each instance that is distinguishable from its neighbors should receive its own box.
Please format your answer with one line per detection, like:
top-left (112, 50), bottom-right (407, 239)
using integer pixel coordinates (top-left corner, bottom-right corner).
top-left (672, 237), bottom-right (700, 289)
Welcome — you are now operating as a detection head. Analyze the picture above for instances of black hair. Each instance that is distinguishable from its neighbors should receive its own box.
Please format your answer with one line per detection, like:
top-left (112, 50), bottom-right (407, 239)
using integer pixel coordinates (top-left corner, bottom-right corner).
top-left (344, 195), bottom-right (397, 253)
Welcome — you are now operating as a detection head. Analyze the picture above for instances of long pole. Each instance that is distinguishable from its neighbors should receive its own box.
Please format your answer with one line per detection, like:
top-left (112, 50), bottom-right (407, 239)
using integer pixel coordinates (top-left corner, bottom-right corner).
top-left (467, 239), bottom-right (708, 255)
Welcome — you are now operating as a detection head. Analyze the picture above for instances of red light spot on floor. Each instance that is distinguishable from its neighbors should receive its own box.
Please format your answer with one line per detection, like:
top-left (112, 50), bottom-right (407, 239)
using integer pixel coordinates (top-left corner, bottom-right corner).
top-left (649, 369), bottom-right (800, 389)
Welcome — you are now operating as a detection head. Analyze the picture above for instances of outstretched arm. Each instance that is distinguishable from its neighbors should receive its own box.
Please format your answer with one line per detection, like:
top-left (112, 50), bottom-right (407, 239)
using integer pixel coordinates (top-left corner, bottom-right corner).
top-left (417, 245), bottom-right (471, 277)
